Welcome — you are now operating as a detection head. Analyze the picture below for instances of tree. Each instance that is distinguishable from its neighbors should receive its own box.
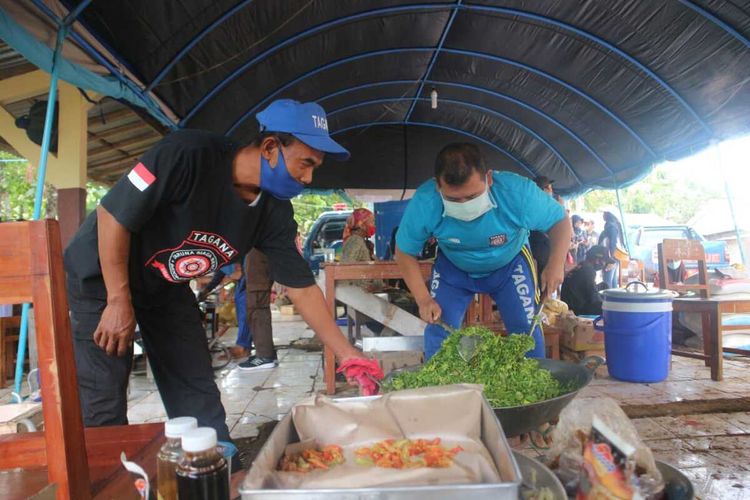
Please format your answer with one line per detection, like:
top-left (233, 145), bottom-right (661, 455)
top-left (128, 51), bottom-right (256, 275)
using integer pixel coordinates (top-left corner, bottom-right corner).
top-left (1, 151), bottom-right (108, 220)
top-left (86, 182), bottom-right (108, 214)
top-left (0, 153), bottom-right (39, 220)
top-left (581, 166), bottom-right (721, 224)
top-left (291, 192), bottom-right (366, 236)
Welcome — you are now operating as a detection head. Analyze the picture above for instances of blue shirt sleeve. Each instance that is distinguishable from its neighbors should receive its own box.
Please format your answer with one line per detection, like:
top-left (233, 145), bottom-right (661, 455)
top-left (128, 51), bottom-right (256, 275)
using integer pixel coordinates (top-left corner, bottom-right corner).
top-left (396, 188), bottom-right (434, 256)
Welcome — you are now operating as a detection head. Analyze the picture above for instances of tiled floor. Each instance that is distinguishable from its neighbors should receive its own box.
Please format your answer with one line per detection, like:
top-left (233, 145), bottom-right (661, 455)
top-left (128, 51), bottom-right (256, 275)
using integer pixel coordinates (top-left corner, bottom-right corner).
top-left (122, 319), bottom-right (323, 434)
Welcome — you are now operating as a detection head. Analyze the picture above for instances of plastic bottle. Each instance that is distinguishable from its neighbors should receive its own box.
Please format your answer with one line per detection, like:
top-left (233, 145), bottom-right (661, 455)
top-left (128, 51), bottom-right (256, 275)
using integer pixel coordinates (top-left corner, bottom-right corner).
top-left (156, 416), bottom-right (198, 500)
top-left (176, 427), bottom-right (229, 500)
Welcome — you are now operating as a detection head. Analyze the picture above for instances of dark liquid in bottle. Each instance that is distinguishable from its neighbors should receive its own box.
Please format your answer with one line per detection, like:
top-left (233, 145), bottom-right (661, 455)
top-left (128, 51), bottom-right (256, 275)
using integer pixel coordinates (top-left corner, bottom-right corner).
top-left (176, 454), bottom-right (229, 500)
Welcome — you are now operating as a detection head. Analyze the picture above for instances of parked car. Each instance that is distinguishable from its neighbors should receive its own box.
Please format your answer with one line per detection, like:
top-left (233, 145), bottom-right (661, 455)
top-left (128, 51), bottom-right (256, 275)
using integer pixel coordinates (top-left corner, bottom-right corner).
top-left (302, 210), bottom-right (351, 273)
top-left (626, 225), bottom-right (730, 278)
top-left (303, 202), bottom-right (413, 273)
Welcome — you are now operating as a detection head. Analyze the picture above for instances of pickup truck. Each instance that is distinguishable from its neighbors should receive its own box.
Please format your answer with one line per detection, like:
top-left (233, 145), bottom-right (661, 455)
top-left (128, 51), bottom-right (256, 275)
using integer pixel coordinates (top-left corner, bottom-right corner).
top-left (626, 225), bottom-right (729, 277)
top-left (302, 210), bottom-right (351, 273)
top-left (302, 201), bottom-right (411, 273)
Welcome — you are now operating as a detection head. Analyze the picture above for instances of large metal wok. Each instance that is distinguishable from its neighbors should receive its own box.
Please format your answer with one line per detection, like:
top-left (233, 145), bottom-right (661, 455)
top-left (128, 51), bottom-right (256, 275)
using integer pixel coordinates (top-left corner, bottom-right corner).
top-left (496, 356), bottom-right (604, 437)
top-left (383, 356), bottom-right (604, 437)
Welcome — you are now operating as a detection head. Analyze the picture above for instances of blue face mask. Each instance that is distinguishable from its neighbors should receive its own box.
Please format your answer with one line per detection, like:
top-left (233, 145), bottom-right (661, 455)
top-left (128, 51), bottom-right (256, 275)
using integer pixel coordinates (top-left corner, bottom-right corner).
top-left (259, 147), bottom-right (304, 200)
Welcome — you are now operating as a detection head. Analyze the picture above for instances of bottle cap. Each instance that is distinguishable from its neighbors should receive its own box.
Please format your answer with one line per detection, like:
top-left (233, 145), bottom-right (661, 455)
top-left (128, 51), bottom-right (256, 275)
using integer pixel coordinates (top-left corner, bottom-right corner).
top-left (181, 427), bottom-right (218, 453)
top-left (164, 417), bottom-right (198, 438)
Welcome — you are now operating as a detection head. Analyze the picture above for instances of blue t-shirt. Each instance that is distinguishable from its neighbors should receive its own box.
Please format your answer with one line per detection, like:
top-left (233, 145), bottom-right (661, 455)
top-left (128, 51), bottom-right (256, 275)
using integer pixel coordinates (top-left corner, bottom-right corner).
top-left (396, 171), bottom-right (565, 275)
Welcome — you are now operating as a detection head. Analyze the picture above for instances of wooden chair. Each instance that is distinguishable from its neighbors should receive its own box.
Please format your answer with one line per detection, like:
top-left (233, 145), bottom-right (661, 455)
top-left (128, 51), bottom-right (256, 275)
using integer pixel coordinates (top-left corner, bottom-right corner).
top-left (0, 315), bottom-right (21, 388)
top-left (0, 220), bottom-right (165, 499)
top-left (658, 238), bottom-right (750, 380)
top-left (658, 239), bottom-right (710, 299)
top-left (0, 220), bottom-right (91, 499)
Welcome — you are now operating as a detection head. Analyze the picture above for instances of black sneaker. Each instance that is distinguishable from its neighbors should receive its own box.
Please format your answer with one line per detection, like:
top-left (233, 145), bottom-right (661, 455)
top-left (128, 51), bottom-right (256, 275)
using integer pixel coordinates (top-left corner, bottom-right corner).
top-left (238, 356), bottom-right (278, 371)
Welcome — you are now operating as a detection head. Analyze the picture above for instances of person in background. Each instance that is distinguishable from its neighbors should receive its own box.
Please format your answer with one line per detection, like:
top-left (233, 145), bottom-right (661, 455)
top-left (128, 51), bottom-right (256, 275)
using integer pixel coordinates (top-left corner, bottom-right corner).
top-left (583, 219), bottom-right (598, 249)
top-left (561, 245), bottom-right (615, 316)
top-left (528, 176), bottom-right (555, 283)
top-left (598, 209), bottom-right (625, 288)
top-left (198, 261), bottom-right (251, 358)
top-left (341, 208), bottom-right (376, 264)
top-left (238, 249), bottom-right (278, 370)
top-left (340, 208), bottom-right (384, 290)
top-left (340, 208), bottom-right (386, 333)
top-left (395, 144), bottom-right (571, 360)
top-left (570, 215), bottom-right (588, 264)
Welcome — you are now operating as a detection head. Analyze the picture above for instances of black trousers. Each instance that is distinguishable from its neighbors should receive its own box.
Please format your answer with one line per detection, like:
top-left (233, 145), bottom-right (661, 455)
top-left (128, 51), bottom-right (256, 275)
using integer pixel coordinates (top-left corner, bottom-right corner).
top-left (68, 284), bottom-right (231, 444)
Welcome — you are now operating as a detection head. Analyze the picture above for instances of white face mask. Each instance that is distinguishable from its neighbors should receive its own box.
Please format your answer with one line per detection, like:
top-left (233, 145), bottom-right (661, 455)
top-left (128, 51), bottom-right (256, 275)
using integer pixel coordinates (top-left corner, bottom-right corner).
top-left (441, 184), bottom-right (494, 221)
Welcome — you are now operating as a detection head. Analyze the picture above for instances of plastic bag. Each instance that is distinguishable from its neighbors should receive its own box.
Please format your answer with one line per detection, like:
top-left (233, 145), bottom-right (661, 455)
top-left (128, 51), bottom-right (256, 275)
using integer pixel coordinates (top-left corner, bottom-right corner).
top-left (546, 397), bottom-right (664, 498)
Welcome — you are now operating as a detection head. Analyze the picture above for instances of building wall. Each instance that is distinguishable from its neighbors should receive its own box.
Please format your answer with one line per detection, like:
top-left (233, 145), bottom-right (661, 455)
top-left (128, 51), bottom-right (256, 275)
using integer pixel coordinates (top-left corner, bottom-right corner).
top-left (704, 230), bottom-right (750, 265)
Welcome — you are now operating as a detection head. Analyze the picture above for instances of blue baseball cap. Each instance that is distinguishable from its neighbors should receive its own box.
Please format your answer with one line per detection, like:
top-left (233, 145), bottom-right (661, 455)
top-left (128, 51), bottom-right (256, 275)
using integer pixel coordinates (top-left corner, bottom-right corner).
top-left (256, 99), bottom-right (350, 161)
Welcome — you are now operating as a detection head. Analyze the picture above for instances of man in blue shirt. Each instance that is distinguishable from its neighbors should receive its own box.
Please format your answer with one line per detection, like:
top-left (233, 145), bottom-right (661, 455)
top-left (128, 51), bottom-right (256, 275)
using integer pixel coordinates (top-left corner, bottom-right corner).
top-left (395, 143), bottom-right (571, 359)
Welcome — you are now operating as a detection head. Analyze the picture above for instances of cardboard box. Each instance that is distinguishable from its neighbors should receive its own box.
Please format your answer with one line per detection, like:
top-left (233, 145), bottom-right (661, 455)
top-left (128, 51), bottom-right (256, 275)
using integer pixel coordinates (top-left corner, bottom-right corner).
top-left (560, 313), bottom-right (604, 351)
top-left (371, 350), bottom-right (424, 376)
top-left (560, 346), bottom-right (608, 378)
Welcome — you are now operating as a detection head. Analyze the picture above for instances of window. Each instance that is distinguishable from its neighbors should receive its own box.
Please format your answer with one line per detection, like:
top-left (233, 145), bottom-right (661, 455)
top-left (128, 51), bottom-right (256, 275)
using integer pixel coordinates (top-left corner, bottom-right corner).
top-left (639, 228), bottom-right (689, 247)
top-left (313, 220), bottom-right (347, 249)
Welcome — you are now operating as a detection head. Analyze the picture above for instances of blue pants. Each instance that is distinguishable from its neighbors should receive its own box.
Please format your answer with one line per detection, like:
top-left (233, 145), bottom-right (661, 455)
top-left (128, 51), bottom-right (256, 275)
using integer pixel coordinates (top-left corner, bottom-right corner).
top-left (424, 248), bottom-right (544, 360)
top-left (603, 262), bottom-right (619, 289)
top-left (234, 276), bottom-right (252, 348)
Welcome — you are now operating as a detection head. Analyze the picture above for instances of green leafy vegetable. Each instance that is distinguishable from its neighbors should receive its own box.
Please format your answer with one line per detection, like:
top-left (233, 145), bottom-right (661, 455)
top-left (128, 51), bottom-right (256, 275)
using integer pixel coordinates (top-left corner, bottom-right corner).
top-left (383, 326), bottom-right (564, 407)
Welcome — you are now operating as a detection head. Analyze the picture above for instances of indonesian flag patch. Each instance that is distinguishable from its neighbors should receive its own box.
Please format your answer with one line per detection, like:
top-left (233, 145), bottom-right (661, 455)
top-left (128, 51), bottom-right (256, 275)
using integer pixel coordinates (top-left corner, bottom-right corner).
top-left (127, 162), bottom-right (156, 192)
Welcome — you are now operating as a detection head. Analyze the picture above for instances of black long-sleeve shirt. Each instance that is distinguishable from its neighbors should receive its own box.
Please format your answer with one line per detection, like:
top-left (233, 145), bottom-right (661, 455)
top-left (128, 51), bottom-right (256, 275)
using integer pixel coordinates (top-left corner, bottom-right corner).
top-left (561, 262), bottom-right (603, 316)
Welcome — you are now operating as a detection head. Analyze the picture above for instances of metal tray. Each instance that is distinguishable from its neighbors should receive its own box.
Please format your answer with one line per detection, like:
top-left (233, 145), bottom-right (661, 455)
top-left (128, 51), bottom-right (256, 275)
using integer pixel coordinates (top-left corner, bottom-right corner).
top-left (240, 390), bottom-right (522, 499)
top-left (657, 460), bottom-right (695, 500)
top-left (513, 451), bottom-right (567, 499)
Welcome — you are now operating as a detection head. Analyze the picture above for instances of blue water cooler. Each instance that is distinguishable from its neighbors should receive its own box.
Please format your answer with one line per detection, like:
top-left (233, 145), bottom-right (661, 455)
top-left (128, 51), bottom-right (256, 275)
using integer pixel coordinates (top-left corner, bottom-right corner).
top-left (597, 284), bottom-right (677, 383)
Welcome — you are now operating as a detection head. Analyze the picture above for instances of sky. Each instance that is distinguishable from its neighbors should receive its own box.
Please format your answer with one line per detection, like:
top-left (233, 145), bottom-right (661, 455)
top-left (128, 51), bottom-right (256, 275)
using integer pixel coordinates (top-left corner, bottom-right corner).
top-left (656, 134), bottom-right (750, 210)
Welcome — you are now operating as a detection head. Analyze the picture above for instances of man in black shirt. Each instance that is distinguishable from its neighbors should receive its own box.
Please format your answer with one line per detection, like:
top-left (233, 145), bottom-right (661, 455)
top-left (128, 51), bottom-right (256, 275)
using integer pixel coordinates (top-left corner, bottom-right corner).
top-left (64, 99), bottom-right (366, 444)
top-left (560, 245), bottom-right (615, 316)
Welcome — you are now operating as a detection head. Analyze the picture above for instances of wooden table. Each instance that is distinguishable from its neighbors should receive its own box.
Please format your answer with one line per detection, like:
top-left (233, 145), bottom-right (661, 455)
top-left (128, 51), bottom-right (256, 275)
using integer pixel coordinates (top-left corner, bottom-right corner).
top-left (0, 423), bottom-right (165, 498)
top-left (322, 261), bottom-right (561, 393)
top-left (672, 294), bottom-right (750, 381)
top-left (323, 261), bottom-right (433, 394)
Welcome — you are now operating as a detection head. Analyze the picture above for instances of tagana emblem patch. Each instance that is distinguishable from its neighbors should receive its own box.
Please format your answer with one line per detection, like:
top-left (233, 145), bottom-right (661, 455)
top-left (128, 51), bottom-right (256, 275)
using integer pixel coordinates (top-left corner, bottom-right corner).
top-left (489, 234), bottom-right (507, 247)
top-left (145, 231), bottom-right (237, 283)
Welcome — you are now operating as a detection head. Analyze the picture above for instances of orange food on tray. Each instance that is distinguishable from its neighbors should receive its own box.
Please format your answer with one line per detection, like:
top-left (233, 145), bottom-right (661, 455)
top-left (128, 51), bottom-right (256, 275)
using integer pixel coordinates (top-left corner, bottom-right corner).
top-left (355, 438), bottom-right (463, 469)
top-left (278, 444), bottom-right (345, 472)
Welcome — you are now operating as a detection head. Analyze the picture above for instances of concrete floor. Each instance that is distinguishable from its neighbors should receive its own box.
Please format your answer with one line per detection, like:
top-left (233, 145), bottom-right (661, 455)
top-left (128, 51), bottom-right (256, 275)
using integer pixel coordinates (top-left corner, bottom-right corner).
top-left (4, 315), bottom-right (745, 499)
top-left (521, 354), bottom-right (750, 499)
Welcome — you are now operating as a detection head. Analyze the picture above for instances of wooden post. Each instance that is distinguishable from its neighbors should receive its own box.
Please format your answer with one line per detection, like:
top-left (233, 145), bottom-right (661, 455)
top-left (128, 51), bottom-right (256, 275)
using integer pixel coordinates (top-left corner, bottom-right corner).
top-left (324, 266), bottom-right (337, 395)
top-left (707, 302), bottom-right (722, 382)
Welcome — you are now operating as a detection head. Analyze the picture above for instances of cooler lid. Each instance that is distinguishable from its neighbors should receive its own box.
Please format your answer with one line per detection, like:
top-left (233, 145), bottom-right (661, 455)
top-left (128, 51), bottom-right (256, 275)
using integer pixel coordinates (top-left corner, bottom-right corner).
top-left (601, 282), bottom-right (677, 302)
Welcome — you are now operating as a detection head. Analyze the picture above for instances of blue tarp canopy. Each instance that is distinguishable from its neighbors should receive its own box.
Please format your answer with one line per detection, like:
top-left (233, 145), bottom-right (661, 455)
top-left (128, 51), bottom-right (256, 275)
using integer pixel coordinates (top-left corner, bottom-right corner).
top-left (5, 0), bottom-right (750, 194)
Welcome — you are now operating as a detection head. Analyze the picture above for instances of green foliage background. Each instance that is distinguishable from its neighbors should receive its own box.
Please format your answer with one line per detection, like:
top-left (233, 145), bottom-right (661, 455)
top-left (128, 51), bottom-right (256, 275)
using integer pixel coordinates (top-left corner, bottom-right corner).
top-left (581, 169), bottom-right (721, 224)
top-left (0, 151), bottom-right (109, 220)
top-left (291, 192), bottom-right (366, 236)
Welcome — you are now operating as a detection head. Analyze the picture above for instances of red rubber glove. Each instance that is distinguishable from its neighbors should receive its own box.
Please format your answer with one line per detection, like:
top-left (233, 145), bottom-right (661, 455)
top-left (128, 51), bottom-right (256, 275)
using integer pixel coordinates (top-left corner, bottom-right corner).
top-left (336, 358), bottom-right (384, 396)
